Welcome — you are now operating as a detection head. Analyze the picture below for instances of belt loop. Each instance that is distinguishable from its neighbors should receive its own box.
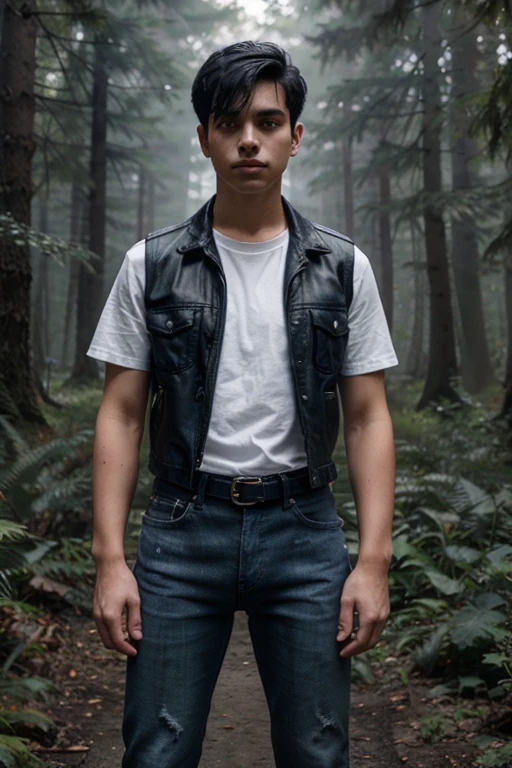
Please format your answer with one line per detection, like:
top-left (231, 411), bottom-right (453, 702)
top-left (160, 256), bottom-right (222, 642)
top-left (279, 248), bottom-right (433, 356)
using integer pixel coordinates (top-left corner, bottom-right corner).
top-left (279, 473), bottom-right (293, 510)
top-left (194, 472), bottom-right (208, 510)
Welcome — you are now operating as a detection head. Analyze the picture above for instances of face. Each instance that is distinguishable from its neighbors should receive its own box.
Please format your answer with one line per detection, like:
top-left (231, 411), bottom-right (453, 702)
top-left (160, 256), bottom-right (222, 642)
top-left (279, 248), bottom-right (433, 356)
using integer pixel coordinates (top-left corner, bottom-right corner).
top-left (197, 80), bottom-right (304, 195)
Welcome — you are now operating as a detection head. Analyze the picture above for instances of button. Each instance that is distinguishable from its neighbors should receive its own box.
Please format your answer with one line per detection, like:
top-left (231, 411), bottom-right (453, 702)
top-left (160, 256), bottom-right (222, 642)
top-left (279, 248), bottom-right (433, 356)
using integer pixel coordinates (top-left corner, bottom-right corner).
top-left (333, 320), bottom-right (339, 329)
top-left (165, 320), bottom-right (174, 330)
top-left (296, 360), bottom-right (302, 365)
top-left (301, 394), bottom-right (308, 401)
top-left (291, 319), bottom-right (300, 326)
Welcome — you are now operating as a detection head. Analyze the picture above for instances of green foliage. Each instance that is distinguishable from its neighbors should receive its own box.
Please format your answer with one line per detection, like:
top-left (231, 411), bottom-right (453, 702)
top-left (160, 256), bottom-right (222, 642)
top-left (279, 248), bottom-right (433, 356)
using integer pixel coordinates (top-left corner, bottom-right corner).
top-left (0, 599), bottom-right (55, 768)
top-left (336, 392), bottom-right (512, 696)
top-left (420, 712), bottom-right (452, 742)
top-left (0, 418), bottom-right (97, 617)
top-left (476, 741), bottom-right (512, 767)
top-left (390, 468), bottom-right (512, 678)
top-left (0, 213), bottom-right (98, 268)
top-left (450, 594), bottom-right (506, 651)
top-left (0, 735), bottom-right (44, 768)
top-left (0, 435), bottom-right (93, 523)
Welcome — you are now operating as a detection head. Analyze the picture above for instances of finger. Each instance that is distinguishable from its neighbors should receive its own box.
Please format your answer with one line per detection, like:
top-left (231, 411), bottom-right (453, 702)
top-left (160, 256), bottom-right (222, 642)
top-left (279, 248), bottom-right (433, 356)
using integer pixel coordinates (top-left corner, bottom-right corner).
top-left (337, 595), bottom-right (356, 642)
top-left (126, 595), bottom-right (143, 641)
top-left (367, 620), bottom-right (387, 650)
top-left (94, 613), bottom-right (115, 651)
top-left (339, 625), bottom-right (373, 658)
top-left (340, 617), bottom-right (388, 658)
top-left (103, 614), bottom-right (138, 657)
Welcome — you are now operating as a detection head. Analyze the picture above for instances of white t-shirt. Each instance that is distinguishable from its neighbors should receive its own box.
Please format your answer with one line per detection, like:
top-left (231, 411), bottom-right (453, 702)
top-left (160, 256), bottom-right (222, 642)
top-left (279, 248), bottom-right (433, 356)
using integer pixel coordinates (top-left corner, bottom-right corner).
top-left (87, 229), bottom-right (398, 476)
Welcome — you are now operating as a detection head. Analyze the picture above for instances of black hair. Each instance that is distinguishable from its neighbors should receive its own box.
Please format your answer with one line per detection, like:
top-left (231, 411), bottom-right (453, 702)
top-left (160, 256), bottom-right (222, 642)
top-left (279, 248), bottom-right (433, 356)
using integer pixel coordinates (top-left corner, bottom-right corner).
top-left (191, 41), bottom-right (307, 134)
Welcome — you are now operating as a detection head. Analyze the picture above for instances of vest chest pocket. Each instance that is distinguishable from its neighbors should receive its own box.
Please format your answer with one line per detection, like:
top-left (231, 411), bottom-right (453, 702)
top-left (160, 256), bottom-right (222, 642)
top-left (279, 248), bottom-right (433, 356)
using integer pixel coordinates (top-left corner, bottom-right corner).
top-left (310, 309), bottom-right (348, 374)
top-left (147, 307), bottom-right (200, 372)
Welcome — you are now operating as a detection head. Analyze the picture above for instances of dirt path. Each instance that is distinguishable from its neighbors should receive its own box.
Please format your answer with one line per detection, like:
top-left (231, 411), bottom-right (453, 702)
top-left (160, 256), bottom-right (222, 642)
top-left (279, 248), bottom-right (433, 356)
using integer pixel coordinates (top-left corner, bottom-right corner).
top-left (40, 613), bottom-right (480, 768)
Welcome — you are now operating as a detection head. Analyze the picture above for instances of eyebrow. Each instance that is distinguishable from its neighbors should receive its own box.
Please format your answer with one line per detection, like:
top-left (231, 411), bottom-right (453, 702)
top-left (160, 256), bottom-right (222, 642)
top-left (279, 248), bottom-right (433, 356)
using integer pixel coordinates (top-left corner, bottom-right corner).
top-left (215, 108), bottom-right (286, 122)
top-left (254, 109), bottom-right (287, 118)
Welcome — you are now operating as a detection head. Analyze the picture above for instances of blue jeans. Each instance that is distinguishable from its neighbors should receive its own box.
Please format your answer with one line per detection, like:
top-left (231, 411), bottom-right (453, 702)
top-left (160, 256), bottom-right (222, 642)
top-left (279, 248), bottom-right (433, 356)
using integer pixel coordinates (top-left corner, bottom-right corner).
top-left (122, 479), bottom-right (352, 768)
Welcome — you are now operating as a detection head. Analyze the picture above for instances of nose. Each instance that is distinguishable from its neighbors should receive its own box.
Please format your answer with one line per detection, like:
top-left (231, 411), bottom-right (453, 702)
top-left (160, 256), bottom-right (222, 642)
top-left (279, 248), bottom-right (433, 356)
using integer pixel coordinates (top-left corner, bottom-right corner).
top-left (238, 123), bottom-right (260, 154)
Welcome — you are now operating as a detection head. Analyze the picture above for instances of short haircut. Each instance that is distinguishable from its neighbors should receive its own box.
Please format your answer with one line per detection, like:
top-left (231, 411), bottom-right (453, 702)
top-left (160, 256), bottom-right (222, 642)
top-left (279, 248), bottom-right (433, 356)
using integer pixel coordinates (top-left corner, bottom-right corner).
top-left (191, 41), bottom-right (307, 134)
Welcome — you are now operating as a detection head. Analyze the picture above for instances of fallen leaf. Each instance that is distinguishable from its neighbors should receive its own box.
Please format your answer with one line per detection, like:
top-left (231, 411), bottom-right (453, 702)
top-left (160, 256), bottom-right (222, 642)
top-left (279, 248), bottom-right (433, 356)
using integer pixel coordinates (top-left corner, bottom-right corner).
top-left (30, 574), bottom-right (69, 598)
top-left (389, 692), bottom-right (409, 703)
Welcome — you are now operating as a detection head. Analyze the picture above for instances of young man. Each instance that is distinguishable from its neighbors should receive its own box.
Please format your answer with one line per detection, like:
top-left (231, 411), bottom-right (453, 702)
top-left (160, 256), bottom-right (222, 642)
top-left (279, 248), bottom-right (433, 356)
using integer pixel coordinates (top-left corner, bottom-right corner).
top-left (88, 41), bottom-right (397, 768)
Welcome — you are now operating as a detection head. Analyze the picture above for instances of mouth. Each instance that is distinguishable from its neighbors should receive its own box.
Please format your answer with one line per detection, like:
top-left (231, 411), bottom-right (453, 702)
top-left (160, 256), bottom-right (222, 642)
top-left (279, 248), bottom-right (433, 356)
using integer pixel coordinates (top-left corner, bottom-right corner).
top-left (233, 161), bottom-right (267, 168)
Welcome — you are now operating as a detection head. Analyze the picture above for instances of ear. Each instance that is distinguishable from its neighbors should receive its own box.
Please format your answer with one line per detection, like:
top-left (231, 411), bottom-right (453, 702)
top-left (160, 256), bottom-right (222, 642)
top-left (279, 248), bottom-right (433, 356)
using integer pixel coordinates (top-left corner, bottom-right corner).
top-left (197, 124), bottom-right (210, 158)
top-left (290, 122), bottom-right (304, 158)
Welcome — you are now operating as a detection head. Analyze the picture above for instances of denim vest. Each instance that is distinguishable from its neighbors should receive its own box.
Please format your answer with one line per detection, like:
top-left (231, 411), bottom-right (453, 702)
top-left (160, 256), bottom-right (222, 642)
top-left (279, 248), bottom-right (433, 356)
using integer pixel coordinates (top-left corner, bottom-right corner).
top-left (145, 196), bottom-right (354, 489)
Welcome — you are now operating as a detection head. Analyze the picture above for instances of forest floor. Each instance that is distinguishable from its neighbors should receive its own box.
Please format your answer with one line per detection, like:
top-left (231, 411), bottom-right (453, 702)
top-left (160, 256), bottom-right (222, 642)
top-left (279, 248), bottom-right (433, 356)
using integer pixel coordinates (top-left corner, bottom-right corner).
top-left (34, 609), bottom-right (494, 768)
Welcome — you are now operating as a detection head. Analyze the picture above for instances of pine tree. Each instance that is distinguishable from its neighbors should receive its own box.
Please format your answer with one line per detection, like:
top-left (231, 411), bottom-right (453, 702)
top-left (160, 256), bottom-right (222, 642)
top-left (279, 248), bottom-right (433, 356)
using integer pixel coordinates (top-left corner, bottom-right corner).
top-left (0, 0), bottom-right (45, 424)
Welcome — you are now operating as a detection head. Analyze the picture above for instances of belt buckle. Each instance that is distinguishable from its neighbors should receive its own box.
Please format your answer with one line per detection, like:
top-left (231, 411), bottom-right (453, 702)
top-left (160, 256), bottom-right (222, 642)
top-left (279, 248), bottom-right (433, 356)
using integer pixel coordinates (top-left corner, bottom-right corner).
top-left (230, 476), bottom-right (264, 506)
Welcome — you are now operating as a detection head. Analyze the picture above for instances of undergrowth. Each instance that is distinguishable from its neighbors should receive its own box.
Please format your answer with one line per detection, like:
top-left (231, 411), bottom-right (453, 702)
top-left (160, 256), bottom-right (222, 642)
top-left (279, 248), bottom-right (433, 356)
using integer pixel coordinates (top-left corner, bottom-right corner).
top-left (1, 377), bottom-right (511, 765)
top-left (333, 378), bottom-right (512, 766)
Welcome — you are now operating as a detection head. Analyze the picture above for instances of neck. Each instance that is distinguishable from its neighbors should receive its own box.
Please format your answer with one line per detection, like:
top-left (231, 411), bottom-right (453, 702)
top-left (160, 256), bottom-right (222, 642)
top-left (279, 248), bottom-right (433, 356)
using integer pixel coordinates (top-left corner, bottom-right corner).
top-left (212, 179), bottom-right (287, 242)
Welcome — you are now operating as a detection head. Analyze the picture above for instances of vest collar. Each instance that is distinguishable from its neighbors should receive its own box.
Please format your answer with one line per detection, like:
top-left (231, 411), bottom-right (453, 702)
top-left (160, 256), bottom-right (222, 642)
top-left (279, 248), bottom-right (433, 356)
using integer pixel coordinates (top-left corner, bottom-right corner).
top-left (178, 195), bottom-right (331, 263)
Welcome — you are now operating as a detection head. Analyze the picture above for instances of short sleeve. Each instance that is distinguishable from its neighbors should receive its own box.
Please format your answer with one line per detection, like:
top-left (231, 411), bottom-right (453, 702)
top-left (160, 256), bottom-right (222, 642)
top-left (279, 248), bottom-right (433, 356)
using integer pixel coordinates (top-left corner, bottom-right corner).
top-left (341, 246), bottom-right (398, 376)
top-left (87, 240), bottom-right (151, 371)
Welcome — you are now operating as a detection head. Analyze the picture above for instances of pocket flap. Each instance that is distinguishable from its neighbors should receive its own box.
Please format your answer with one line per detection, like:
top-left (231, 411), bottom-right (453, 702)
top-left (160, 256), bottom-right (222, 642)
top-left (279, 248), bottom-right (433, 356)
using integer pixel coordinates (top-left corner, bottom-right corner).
top-left (310, 309), bottom-right (347, 336)
top-left (146, 309), bottom-right (196, 336)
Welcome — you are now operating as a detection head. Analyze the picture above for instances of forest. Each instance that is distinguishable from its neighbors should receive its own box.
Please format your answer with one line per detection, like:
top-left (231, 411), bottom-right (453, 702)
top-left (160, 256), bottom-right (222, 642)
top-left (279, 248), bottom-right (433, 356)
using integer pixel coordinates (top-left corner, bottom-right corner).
top-left (0, 0), bottom-right (511, 766)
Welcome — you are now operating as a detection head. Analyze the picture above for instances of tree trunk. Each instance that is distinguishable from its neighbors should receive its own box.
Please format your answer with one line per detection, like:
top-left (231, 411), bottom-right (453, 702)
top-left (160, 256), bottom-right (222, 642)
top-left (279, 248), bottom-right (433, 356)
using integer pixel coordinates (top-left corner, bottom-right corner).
top-left (136, 165), bottom-right (146, 241)
top-left (449, 19), bottom-right (494, 393)
top-left (341, 138), bottom-right (354, 238)
top-left (0, 1), bottom-right (46, 424)
top-left (32, 189), bottom-right (50, 379)
top-left (416, 1), bottom-right (460, 410)
top-left (406, 223), bottom-right (427, 378)
top-left (147, 174), bottom-right (155, 234)
top-left (500, 256), bottom-right (512, 420)
top-left (62, 184), bottom-right (84, 366)
top-left (378, 162), bottom-right (394, 330)
top-left (71, 36), bottom-right (108, 381)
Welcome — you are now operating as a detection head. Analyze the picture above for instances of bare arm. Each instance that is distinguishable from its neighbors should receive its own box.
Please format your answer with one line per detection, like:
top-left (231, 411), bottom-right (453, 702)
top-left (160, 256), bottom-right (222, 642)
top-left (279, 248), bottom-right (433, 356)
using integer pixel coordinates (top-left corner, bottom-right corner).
top-left (92, 363), bottom-right (151, 656)
top-left (336, 370), bottom-right (395, 657)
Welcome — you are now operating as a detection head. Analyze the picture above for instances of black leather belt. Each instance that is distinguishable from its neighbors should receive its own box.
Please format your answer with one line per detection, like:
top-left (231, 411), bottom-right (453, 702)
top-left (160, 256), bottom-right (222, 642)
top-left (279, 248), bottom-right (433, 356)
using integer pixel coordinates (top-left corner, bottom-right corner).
top-left (198, 467), bottom-right (312, 506)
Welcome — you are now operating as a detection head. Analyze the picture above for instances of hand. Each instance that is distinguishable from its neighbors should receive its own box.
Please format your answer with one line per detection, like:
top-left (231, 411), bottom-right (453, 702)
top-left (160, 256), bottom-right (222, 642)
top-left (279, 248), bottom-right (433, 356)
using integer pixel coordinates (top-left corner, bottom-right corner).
top-left (93, 561), bottom-right (142, 657)
top-left (336, 561), bottom-right (390, 658)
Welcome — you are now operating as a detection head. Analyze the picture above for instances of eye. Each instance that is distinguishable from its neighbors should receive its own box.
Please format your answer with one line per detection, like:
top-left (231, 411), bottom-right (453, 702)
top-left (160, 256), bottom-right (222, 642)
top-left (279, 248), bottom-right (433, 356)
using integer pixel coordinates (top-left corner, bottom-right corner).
top-left (260, 120), bottom-right (279, 129)
top-left (217, 119), bottom-right (236, 130)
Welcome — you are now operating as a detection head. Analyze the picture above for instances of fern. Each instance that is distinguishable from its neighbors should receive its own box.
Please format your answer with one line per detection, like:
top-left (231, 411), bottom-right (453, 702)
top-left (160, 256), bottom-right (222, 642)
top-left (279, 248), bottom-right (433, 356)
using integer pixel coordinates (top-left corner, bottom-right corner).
top-left (0, 678), bottom-right (53, 702)
top-left (31, 468), bottom-right (92, 515)
top-left (32, 538), bottom-right (94, 582)
top-left (448, 478), bottom-right (496, 517)
top-left (0, 735), bottom-right (44, 768)
top-left (0, 419), bottom-right (28, 456)
top-left (0, 708), bottom-right (52, 732)
top-left (0, 432), bottom-right (92, 497)
top-left (0, 521), bottom-right (26, 544)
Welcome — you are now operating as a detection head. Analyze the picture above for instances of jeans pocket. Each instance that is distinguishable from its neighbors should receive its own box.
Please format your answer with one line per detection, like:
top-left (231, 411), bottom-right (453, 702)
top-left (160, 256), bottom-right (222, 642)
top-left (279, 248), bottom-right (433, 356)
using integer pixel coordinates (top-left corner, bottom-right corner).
top-left (291, 485), bottom-right (343, 530)
top-left (143, 495), bottom-right (194, 527)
